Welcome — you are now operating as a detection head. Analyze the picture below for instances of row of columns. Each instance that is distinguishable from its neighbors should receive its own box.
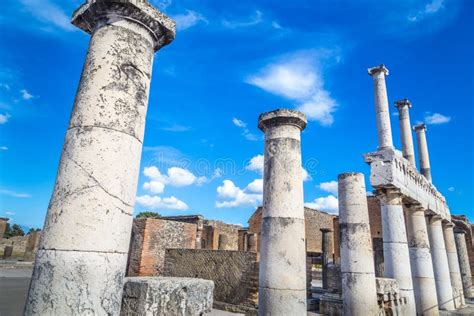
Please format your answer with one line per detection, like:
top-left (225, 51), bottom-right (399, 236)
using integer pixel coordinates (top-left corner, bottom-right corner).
top-left (368, 65), bottom-right (469, 314)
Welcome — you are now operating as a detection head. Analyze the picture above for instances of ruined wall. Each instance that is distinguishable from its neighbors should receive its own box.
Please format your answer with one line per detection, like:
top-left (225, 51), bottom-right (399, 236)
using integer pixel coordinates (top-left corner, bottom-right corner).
top-left (0, 218), bottom-right (8, 240)
top-left (204, 220), bottom-right (240, 251)
top-left (248, 206), bottom-right (335, 254)
top-left (164, 249), bottom-right (259, 309)
top-left (0, 232), bottom-right (41, 259)
top-left (368, 196), bottom-right (383, 238)
top-left (127, 218), bottom-right (196, 276)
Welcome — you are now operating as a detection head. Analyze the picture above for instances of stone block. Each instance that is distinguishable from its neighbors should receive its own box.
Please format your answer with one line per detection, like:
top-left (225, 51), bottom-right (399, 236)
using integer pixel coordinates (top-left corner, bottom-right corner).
top-left (121, 277), bottom-right (214, 316)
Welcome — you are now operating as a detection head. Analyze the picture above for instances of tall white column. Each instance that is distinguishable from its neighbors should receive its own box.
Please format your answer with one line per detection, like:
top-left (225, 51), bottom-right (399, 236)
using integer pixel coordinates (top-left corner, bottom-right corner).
top-left (413, 123), bottom-right (432, 183)
top-left (258, 109), bottom-right (307, 315)
top-left (24, 1), bottom-right (175, 315)
top-left (443, 222), bottom-right (465, 307)
top-left (455, 231), bottom-right (474, 298)
top-left (339, 173), bottom-right (379, 316)
top-left (406, 206), bottom-right (439, 315)
top-left (427, 216), bottom-right (455, 310)
top-left (368, 64), bottom-right (394, 150)
top-left (394, 99), bottom-right (416, 166)
top-left (379, 189), bottom-right (416, 314)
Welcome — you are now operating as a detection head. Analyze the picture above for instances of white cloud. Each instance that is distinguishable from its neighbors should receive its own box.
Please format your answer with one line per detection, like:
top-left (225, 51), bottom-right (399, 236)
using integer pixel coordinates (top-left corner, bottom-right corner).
top-left (246, 155), bottom-right (264, 174)
top-left (425, 112), bottom-right (451, 125)
top-left (167, 167), bottom-right (199, 187)
top-left (271, 21), bottom-right (282, 29)
top-left (136, 195), bottom-right (188, 210)
top-left (151, 0), bottom-right (172, 10)
top-left (19, 0), bottom-right (75, 32)
top-left (5, 211), bottom-right (15, 215)
top-left (0, 83), bottom-right (10, 91)
top-left (0, 113), bottom-right (10, 124)
top-left (302, 168), bottom-right (311, 182)
top-left (318, 180), bottom-right (338, 196)
top-left (223, 10), bottom-right (263, 29)
top-left (408, 0), bottom-right (445, 22)
top-left (161, 124), bottom-right (190, 132)
top-left (305, 195), bottom-right (339, 214)
top-left (143, 181), bottom-right (165, 194)
top-left (246, 179), bottom-right (263, 194)
top-left (173, 10), bottom-right (207, 31)
top-left (448, 187), bottom-right (455, 192)
top-left (232, 117), bottom-right (259, 141)
top-left (0, 146), bottom-right (8, 151)
top-left (0, 189), bottom-right (31, 198)
top-left (246, 52), bottom-right (338, 126)
top-left (143, 166), bottom-right (203, 189)
top-left (20, 89), bottom-right (34, 100)
top-left (216, 180), bottom-right (262, 208)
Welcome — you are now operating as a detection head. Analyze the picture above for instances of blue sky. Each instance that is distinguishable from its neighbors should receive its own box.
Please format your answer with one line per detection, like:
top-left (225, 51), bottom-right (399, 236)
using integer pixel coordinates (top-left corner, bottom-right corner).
top-left (0, 0), bottom-right (473, 229)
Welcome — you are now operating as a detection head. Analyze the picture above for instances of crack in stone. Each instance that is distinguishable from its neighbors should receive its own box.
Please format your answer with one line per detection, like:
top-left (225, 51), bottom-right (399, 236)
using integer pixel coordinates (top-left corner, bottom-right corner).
top-left (69, 124), bottom-right (142, 144)
top-left (66, 155), bottom-right (134, 212)
top-left (39, 248), bottom-right (128, 255)
top-left (259, 286), bottom-right (306, 292)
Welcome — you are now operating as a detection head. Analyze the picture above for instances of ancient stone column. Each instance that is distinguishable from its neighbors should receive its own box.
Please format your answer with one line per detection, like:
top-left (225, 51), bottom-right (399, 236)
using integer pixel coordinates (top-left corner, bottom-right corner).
top-left (258, 109), bottom-right (307, 315)
top-left (338, 173), bottom-right (378, 315)
top-left (394, 99), bottom-right (416, 166)
top-left (368, 64), bottom-right (394, 150)
top-left (427, 216), bottom-right (455, 310)
top-left (379, 189), bottom-right (416, 314)
top-left (218, 234), bottom-right (228, 250)
top-left (443, 222), bottom-right (465, 307)
top-left (24, 2), bottom-right (175, 315)
top-left (406, 206), bottom-right (439, 315)
top-left (248, 233), bottom-right (258, 252)
top-left (455, 231), bottom-right (474, 298)
top-left (413, 123), bottom-right (432, 183)
top-left (320, 228), bottom-right (333, 289)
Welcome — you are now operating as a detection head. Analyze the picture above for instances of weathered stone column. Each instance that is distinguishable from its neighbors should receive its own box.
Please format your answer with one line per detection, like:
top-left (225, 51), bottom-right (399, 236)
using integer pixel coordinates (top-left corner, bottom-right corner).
top-left (338, 173), bottom-right (378, 315)
top-left (320, 228), bottom-right (333, 289)
top-left (427, 216), bottom-right (455, 310)
top-left (406, 206), bottom-right (439, 315)
top-left (379, 189), bottom-right (416, 314)
top-left (394, 99), bottom-right (416, 166)
top-left (455, 231), bottom-right (474, 298)
top-left (368, 64), bottom-right (394, 150)
top-left (413, 123), bottom-right (432, 183)
top-left (24, 2), bottom-right (175, 315)
top-left (248, 233), bottom-right (258, 253)
top-left (443, 222), bottom-right (465, 307)
top-left (258, 109), bottom-right (307, 315)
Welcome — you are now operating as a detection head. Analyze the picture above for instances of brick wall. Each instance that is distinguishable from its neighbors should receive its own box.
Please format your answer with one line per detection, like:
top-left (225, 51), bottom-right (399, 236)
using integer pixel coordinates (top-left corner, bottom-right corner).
top-left (164, 249), bottom-right (259, 308)
top-left (127, 218), bottom-right (196, 276)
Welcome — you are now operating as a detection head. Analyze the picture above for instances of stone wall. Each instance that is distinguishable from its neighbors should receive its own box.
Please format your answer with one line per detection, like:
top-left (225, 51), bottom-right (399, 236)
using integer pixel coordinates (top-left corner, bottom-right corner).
top-left (0, 232), bottom-right (41, 259)
top-left (368, 196), bottom-right (383, 238)
top-left (164, 249), bottom-right (259, 311)
top-left (453, 215), bottom-right (474, 278)
top-left (204, 220), bottom-right (240, 251)
top-left (127, 218), bottom-right (196, 276)
top-left (0, 218), bottom-right (8, 240)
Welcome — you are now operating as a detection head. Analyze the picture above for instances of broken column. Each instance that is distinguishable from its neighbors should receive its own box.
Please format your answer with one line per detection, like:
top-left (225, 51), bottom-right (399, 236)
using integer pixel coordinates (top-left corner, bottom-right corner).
top-left (258, 109), bottom-right (307, 315)
top-left (24, 1), bottom-right (175, 315)
top-left (394, 99), bottom-right (416, 166)
top-left (455, 231), bottom-right (474, 298)
top-left (406, 205), bottom-right (439, 314)
top-left (427, 216), bottom-right (455, 310)
top-left (443, 222), bottom-right (465, 307)
top-left (321, 228), bottom-right (334, 289)
top-left (368, 64), bottom-right (394, 150)
top-left (338, 173), bottom-right (378, 315)
top-left (379, 189), bottom-right (416, 314)
top-left (413, 123), bottom-right (432, 182)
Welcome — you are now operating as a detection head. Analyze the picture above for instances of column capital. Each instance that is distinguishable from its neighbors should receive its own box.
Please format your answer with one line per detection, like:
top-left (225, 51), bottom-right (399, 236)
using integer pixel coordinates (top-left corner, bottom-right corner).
top-left (413, 123), bottom-right (427, 132)
top-left (258, 109), bottom-right (307, 132)
top-left (394, 99), bottom-right (412, 109)
top-left (368, 64), bottom-right (389, 76)
top-left (72, 0), bottom-right (176, 51)
top-left (442, 221), bottom-right (455, 229)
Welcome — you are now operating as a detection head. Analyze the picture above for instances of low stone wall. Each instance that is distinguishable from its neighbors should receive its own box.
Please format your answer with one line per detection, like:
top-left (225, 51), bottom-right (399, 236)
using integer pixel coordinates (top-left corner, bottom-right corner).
top-left (164, 249), bottom-right (259, 311)
top-left (0, 233), bottom-right (41, 259)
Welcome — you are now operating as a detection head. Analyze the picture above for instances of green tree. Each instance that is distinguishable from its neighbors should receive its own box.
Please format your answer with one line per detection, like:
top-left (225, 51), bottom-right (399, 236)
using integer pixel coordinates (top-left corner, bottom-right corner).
top-left (28, 228), bottom-right (41, 234)
top-left (4, 224), bottom-right (25, 238)
top-left (136, 211), bottom-right (161, 219)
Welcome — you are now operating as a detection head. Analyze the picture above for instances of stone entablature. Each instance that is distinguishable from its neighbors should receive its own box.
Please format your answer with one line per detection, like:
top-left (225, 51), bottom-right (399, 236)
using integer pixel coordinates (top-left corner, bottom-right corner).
top-left (365, 148), bottom-right (450, 221)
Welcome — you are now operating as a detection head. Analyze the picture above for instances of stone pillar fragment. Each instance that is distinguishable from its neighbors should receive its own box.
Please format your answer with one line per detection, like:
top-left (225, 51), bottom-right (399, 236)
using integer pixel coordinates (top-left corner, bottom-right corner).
top-left (427, 216), bottom-right (455, 310)
top-left (258, 109), bottom-right (307, 315)
top-left (394, 99), bottom-right (416, 166)
top-left (218, 234), bottom-right (228, 250)
top-left (338, 173), bottom-right (378, 316)
top-left (413, 123), bottom-right (432, 183)
top-left (368, 64), bottom-right (394, 150)
top-left (379, 189), bottom-right (416, 314)
top-left (321, 228), bottom-right (333, 289)
top-left (24, 1), bottom-right (175, 315)
top-left (455, 231), bottom-right (474, 298)
top-left (248, 233), bottom-right (258, 253)
top-left (406, 206), bottom-right (439, 315)
top-left (443, 223), bottom-right (465, 307)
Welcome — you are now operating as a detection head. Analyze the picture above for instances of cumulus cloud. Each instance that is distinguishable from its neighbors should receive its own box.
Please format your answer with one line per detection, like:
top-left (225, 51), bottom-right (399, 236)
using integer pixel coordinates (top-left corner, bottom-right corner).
top-left (0, 113), bottom-right (10, 124)
top-left (173, 10), bottom-right (207, 31)
top-left (136, 195), bottom-right (188, 211)
top-left (246, 155), bottom-right (264, 174)
top-left (222, 10), bottom-right (263, 29)
top-left (19, 0), bottom-right (75, 32)
top-left (21, 89), bottom-right (34, 100)
top-left (216, 180), bottom-right (262, 208)
top-left (318, 180), bottom-right (338, 196)
top-left (232, 118), bottom-right (259, 141)
top-left (246, 51), bottom-right (338, 126)
top-left (305, 195), bottom-right (339, 214)
top-left (424, 112), bottom-right (451, 125)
